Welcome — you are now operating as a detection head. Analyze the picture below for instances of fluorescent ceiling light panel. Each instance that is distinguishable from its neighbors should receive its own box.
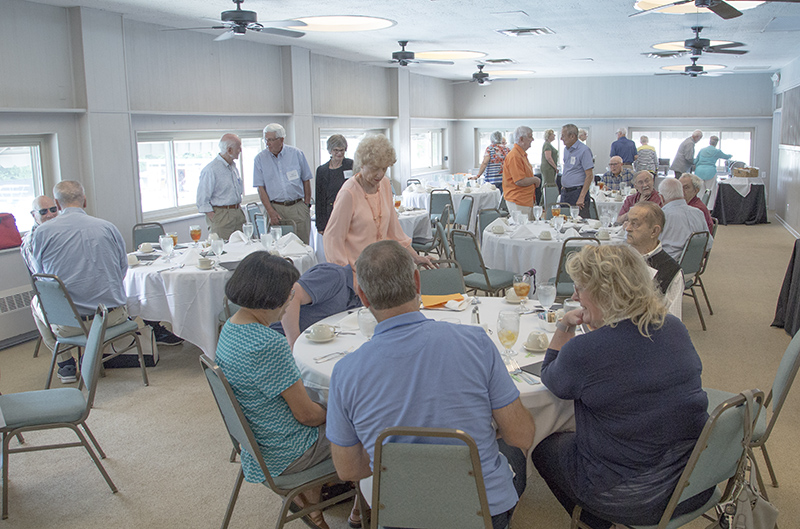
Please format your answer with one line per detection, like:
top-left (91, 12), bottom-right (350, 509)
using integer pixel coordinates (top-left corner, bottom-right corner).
top-left (289, 16), bottom-right (396, 32)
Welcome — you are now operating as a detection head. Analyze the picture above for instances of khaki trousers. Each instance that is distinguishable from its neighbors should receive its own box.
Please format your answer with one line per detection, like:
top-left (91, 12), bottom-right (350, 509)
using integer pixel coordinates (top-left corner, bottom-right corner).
top-left (208, 207), bottom-right (247, 241)
top-left (271, 202), bottom-right (311, 244)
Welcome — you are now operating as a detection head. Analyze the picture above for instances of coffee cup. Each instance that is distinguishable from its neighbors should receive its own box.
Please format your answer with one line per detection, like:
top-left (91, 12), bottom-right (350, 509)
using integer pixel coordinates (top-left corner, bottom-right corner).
top-left (309, 323), bottom-right (335, 341)
top-left (197, 257), bottom-right (213, 270)
top-left (539, 230), bottom-right (552, 240)
top-left (525, 330), bottom-right (549, 351)
top-left (597, 229), bottom-right (610, 240)
top-left (491, 224), bottom-right (505, 234)
top-left (127, 254), bottom-right (139, 266)
top-left (138, 242), bottom-right (153, 253)
top-left (505, 290), bottom-right (520, 303)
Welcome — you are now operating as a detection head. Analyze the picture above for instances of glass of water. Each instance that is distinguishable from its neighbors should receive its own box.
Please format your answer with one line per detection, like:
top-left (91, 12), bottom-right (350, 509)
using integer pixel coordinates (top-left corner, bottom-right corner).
top-left (242, 222), bottom-right (254, 243)
top-left (159, 235), bottom-right (174, 263)
top-left (357, 308), bottom-right (378, 339)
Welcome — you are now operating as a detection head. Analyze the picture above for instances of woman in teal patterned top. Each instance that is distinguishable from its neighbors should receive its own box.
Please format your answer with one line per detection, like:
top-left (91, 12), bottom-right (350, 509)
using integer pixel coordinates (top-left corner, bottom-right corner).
top-left (216, 252), bottom-right (360, 529)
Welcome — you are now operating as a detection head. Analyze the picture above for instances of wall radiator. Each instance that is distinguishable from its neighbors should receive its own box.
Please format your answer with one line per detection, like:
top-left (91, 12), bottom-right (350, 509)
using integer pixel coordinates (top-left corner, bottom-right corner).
top-left (0, 285), bottom-right (38, 349)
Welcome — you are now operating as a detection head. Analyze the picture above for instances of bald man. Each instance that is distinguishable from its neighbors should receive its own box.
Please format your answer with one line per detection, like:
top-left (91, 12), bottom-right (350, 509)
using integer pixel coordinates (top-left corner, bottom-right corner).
top-left (21, 195), bottom-right (58, 272)
top-left (197, 133), bottom-right (246, 240)
top-left (601, 156), bottom-right (635, 192)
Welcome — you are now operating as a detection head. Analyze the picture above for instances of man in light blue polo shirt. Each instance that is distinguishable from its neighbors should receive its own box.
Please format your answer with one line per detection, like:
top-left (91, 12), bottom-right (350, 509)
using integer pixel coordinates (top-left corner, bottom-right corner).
top-left (253, 123), bottom-right (313, 243)
top-left (560, 123), bottom-right (595, 217)
top-left (326, 240), bottom-right (535, 529)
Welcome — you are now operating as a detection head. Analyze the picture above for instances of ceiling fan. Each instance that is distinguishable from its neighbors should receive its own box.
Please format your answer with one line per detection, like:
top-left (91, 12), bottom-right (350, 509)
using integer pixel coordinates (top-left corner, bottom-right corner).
top-left (164, 0), bottom-right (305, 41)
top-left (382, 41), bottom-right (454, 67)
top-left (656, 56), bottom-right (719, 76)
top-left (453, 64), bottom-right (517, 85)
top-left (643, 26), bottom-right (748, 58)
top-left (630, 0), bottom-right (800, 20)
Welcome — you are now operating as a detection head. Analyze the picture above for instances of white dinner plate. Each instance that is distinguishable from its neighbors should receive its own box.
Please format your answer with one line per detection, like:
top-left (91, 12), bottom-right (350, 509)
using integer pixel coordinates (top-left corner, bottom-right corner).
top-left (305, 333), bottom-right (335, 344)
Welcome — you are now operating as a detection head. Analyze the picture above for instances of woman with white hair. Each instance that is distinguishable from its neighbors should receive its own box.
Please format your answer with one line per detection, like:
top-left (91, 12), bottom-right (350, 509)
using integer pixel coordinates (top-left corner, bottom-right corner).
top-left (315, 134), bottom-right (353, 234)
top-left (532, 245), bottom-right (712, 529)
top-left (471, 130), bottom-right (510, 191)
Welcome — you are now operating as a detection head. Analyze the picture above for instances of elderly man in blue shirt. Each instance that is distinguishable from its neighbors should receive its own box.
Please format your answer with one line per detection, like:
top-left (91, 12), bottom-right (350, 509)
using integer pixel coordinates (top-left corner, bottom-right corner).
top-left (196, 133), bottom-right (246, 241)
top-left (327, 240), bottom-right (535, 529)
top-left (560, 123), bottom-right (595, 218)
top-left (254, 123), bottom-right (313, 244)
top-left (609, 127), bottom-right (637, 171)
top-left (659, 178), bottom-right (713, 261)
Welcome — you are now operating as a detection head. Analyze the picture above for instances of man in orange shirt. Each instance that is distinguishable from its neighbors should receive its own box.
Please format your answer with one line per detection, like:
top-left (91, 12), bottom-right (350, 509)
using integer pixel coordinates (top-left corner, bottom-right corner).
top-left (502, 126), bottom-right (540, 218)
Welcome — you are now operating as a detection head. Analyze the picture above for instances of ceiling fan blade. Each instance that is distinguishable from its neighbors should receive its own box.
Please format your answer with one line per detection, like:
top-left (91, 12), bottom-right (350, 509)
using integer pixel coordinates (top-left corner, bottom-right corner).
top-left (414, 59), bottom-right (455, 65)
top-left (706, 47), bottom-right (748, 54)
top-left (259, 19), bottom-right (307, 28)
top-left (629, 0), bottom-right (694, 17)
top-left (214, 30), bottom-right (235, 42)
top-left (643, 50), bottom-right (688, 58)
top-left (251, 27), bottom-right (305, 38)
top-left (162, 26), bottom-right (228, 31)
top-left (707, 1), bottom-right (743, 19)
top-left (451, 80), bottom-right (473, 84)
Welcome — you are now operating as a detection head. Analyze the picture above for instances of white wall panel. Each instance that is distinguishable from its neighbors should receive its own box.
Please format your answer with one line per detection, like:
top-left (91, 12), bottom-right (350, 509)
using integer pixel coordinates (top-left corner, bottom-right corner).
top-left (75, 7), bottom-right (129, 112)
top-left (310, 54), bottom-right (396, 117)
top-left (0, 0), bottom-right (76, 109)
top-left (123, 20), bottom-right (285, 114)
top-left (410, 74), bottom-right (455, 119)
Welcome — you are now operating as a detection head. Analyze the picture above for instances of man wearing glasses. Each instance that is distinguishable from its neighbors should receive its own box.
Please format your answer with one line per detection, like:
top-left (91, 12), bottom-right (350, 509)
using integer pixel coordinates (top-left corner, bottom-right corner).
top-left (601, 156), bottom-right (635, 192)
top-left (253, 123), bottom-right (313, 244)
top-left (20, 196), bottom-right (58, 272)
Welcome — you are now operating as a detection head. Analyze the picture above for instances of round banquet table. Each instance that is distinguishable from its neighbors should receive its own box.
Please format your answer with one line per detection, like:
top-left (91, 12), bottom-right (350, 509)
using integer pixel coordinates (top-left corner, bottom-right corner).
top-left (593, 192), bottom-right (626, 221)
top-left (481, 221), bottom-right (627, 278)
top-left (292, 297), bottom-right (575, 451)
top-left (402, 185), bottom-right (501, 231)
top-left (124, 238), bottom-right (317, 358)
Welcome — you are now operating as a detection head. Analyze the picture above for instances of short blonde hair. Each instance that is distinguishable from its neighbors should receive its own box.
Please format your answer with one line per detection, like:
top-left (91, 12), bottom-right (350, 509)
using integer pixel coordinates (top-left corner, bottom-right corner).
top-left (544, 129), bottom-right (555, 141)
top-left (566, 245), bottom-right (666, 337)
top-left (354, 134), bottom-right (397, 172)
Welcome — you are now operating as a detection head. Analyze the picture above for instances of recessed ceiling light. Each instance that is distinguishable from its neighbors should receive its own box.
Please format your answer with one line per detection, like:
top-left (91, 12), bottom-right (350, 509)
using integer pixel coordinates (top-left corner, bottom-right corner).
top-left (635, 0), bottom-right (764, 15)
top-left (653, 40), bottom-right (735, 51)
top-left (485, 69), bottom-right (535, 76)
top-left (415, 50), bottom-right (486, 60)
top-left (288, 15), bottom-right (396, 32)
top-left (661, 64), bottom-right (725, 71)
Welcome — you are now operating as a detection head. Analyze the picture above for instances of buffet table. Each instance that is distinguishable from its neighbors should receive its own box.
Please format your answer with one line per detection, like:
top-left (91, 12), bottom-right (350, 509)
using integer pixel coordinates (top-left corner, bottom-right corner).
top-left (124, 238), bottom-right (317, 358)
top-left (292, 297), bottom-right (575, 450)
top-left (712, 177), bottom-right (768, 225)
top-left (402, 184), bottom-right (501, 231)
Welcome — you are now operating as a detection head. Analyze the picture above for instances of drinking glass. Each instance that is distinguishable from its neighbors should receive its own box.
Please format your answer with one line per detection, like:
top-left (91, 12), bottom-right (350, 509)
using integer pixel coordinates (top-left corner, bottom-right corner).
top-left (537, 281), bottom-right (556, 313)
top-left (533, 205), bottom-right (543, 224)
top-left (357, 308), bottom-right (378, 339)
top-left (550, 204), bottom-right (561, 219)
top-left (168, 232), bottom-right (178, 246)
top-left (513, 274), bottom-right (531, 313)
top-left (497, 311), bottom-right (520, 358)
top-left (570, 206), bottom-right (580, 220)
top-left (159, 235), bottom-right (174, 263)
top-left (600, 213), bottom-right (612, 228)
top-left (270, 225), bottom-right (283, 244)
top-left (553, 215), bottom-right (565, 240)
top-left (189, 225), bottom-right (202, 247)
top-left (210, 238), bottom-right (224, 263)
top-left (242, 222), bottom-right (254, 244)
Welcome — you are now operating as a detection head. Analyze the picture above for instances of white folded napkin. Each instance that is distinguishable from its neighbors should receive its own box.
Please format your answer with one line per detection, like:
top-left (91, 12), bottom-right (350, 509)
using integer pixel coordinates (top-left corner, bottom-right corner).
top-left (228, 230), bottom-right (248, 243)
top-left (510, 224), bottom-right (536, 240)
top-left (480, 183), bottom-right (496, 192)
top-left (281, 240), bottom-right (308, 256)
top-left (337, 311), bottom-right (360, 330)
top-left (485, 218), bottom-right (508, 233)
top-left (563, 228), bottom-right (580, 239)
top-left (176, 247), bottom-right (202, 265)
top-left (412, 184), bottom-right (424, 193)
top-left (445, 295), bottom-right (471, 311)
top-left (279, 232), bottom-right (303, 246)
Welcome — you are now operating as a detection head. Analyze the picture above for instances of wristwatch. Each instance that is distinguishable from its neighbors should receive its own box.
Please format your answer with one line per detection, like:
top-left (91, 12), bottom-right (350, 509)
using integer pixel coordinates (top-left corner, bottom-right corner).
top-left (556, 320), bottom-right (576, 334)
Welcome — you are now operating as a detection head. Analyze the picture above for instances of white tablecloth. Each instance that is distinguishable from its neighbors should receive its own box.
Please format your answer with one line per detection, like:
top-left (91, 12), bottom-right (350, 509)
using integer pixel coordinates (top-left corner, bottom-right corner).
top-left (481, 221), bottom-right (626, 279)
top-left (402, 186), bottom-right (501, 231)
top-left (292, 297), bottom-right (575, 450)
top-left (592, 191), bottom-right (626, 221)
top-left (124, 239), bottom-right (317, 358)
top-left (309, 209), bottom-right (432, 264)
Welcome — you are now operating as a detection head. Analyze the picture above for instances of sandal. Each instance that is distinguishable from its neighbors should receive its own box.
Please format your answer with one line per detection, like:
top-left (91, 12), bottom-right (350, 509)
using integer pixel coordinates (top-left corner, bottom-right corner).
top-left (289, 499), bottom-right (330, 529)
top-left (348, 506), bottom-right (370, 528)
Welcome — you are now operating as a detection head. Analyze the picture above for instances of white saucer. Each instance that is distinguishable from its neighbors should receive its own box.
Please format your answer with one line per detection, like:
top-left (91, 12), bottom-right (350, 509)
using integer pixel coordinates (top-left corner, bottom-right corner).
top-left (138, 249), bottom-right (155, 254)
top-left (504, 297), bottom-right (522, 305)
top-left (523, 343), bottom-right (547, 353)
top-left (196, 265), bottom-right (213, 270)
top-left (305, 333), bottom-right (335, 343)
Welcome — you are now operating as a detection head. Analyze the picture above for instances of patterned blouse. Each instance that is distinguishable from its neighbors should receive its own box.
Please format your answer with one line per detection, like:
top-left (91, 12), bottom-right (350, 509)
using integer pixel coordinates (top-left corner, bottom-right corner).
top-left (483, 144), bottom-right (510, 184)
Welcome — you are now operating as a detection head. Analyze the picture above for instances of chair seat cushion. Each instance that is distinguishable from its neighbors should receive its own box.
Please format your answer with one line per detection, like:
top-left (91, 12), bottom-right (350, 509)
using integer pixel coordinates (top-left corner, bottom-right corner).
top-left (57, 319), bottom-right (139, 346)
top-left (464, 270), bottom-right (514, 292)
top-left (628, 486), bottom-right (721, 529)
top-left (270, 457), bottom-right (337, 491)
top-left (703, 387), bottom-right (767, 441)
top-left (0, 388), bottom-right (86, 429)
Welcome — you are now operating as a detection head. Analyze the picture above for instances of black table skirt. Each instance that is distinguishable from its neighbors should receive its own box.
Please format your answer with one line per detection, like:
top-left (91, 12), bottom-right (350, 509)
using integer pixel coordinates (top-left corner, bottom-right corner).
top-left (712, 182), bottom-right (768, 226)
top-left (772, 239), bottom-right (800, 338)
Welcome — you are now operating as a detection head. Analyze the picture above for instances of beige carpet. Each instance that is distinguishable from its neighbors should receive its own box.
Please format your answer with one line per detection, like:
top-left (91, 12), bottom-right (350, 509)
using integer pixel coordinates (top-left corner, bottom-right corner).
top-left (0, 217), bottom-right (797, 529)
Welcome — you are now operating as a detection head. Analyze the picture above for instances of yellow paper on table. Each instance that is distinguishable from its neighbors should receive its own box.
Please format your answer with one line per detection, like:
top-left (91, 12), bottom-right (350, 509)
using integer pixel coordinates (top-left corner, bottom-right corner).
top-left (420, 293), bottom-right (464, 309)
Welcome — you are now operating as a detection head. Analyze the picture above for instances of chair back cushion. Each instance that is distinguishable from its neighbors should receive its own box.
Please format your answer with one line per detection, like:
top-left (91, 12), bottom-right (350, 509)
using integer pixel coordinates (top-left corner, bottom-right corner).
top-left (420, 261), bottom-right (465, 295)
top-left (455, 195), bottom-right (474, 227)
top-left (32, 274), bottom-right (85, 330)
top-left (132, 223), bottom-right (165, 248)
top-left (81, 306), bottom-right (109, 405)
top-left (679, 232), bottom-right (709, 277)
top-left (450, 230), bottom-right (483, 276)
top-left (430, 191), bottom-right (453, 218)
top-left (772, 330), bottom-right (800, 413)
top-left (478, 209), bottom-right (500, 236)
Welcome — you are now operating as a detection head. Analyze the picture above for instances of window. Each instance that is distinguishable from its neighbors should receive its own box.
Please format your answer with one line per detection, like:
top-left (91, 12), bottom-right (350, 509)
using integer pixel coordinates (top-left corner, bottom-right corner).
top-left (630, 129), bottom-right (753, 168)
top-left (0, 139), bottom-right (45, 234)
top-left (476, 128), bottom-right (564, 170)
top-left (136, 133), bottom-right (261, 220)
top-left (411, 129), bottom-right (445, 174)
top-left (318, 129), bottom-right (386, 168)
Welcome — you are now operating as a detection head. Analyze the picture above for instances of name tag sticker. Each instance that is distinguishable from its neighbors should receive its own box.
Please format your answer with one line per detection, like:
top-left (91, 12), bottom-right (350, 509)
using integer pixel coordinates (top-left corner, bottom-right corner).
top-left (287, 170), bottom-right (300, 181)
top-left (343, 170), bottom-right (354, 180)
top-left (570, 156), bottom-right (576, 165)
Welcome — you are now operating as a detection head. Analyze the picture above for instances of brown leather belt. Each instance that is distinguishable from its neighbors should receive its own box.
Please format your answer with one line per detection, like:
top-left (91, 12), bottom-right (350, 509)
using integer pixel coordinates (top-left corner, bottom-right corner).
top-left (271, 198), bottom-right (303, 206)
top-left (212, 204), bottom-right (241, 209)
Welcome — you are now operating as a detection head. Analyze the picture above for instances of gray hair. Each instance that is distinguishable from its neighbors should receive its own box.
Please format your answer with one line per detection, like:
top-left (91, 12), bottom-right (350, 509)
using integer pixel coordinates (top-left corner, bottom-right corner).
top-left (263, 123), bottom-right (286, 139)
top-left (490, 131), bottom-right (504, 144)
top-left (53, 181), bottom-right (85, 207)
top-left (709, 136), bottom-right (719, 146)
top-left (617, 127), bottom-right (627, 136)
top-left (356, 240), bottom-right (417, 310)
top-left (659, 177), bottom-right (684, 202)
top-left (692, 129), bottom-right (703, 140)
top-left (327, 134), bottom-right (347, 153)
top-left (514, 126), bottom-right (533, 145)
top-left (640, 135), bottom-right (649, 144)
top-left (578, 128), bottom-right (588, 138)
top-left (563, 124), bottom-right (579, 139)
top-left (218, 133), bottom-right (241, 155)
top-left (682, 173), bottom-right (703, 191)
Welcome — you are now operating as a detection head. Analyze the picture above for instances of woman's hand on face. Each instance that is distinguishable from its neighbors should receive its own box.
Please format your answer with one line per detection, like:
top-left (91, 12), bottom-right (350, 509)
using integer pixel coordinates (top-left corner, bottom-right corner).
top-left (562, 308), bottom-right (587, 327)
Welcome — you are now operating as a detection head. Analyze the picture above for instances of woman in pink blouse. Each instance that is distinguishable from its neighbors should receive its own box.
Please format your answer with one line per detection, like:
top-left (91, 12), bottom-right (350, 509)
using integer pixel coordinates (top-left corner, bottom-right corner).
top-left (323, 134), bottom-right (432, 272)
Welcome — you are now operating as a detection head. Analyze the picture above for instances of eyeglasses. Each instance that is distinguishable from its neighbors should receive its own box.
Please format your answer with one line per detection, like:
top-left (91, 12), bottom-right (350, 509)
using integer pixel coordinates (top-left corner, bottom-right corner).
top-left (331, 148), bottom-right (346, 154)
top-left (34, 206), bottom-right (58, 215)
top-left (265, 137), bottom-right (283, 144)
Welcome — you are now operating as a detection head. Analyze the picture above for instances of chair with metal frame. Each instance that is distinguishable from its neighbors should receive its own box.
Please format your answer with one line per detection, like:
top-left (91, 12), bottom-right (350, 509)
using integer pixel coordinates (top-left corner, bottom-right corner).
top-left (448, 229), bottom-right (514, 296)
top-left (569, 389), bottom-right (765, 529)
top-left (0, 306), bottom-right (118, 519)
top-left (277, 218), bottom-right (297, 235)
top-left (132, 222), bottom-right (165, 249)
top-left (678, 232), bottom-right (711, 331)
top-left (454, 194), bottom-right (475, 231)
top-left (554, 237), bottom-right (601, 301)
top-left (586, 195), bottom-right (599, 220)
top-left (700, 188), bottom-right (712, 207)
top-left (693, 218), bottom-right (719, 316)
top-left (429, 189), bottom-right (454, 226)
top-left (406, 178), bottom-right (421, 188)
top-left (244, 203), bottom-right (262, 237)
top-left (704, 328), bottom-right (800, 490)
top-left (477, 208), bottom-right (501, 244)
top-left (413, 220), bottom-right (449, 259)
top-left (31, 274), bottom-right (148, 389)
top-left (542, 185), bottom-right (560, 210)
top-left (419, 259), bottom-right (466, 295)
top-left (253, 213), bottom-right (266, 240)
top-left (199, 355), bottom-right (360, 529)
top-left (370, 426), bottom-right (493, 529)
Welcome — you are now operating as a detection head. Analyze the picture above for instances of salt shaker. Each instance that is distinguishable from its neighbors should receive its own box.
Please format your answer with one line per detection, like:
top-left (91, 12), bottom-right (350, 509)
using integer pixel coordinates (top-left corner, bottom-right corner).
top-left (471, 306), bottom-right (480, 324)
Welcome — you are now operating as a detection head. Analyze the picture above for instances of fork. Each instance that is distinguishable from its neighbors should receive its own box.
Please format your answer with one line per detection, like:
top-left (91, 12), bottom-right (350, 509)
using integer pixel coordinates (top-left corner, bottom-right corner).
top-left (507, 357), bottom-right (539, 385)
top-left (314, 346), bottom-right (354, 363)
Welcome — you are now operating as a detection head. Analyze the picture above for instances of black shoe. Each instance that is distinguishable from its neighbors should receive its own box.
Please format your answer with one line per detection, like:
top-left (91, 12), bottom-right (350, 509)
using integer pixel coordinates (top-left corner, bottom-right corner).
top-left (153, 326), bottom-right (184, 346)
top-left (57, 358), bottom-right (78, 383)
